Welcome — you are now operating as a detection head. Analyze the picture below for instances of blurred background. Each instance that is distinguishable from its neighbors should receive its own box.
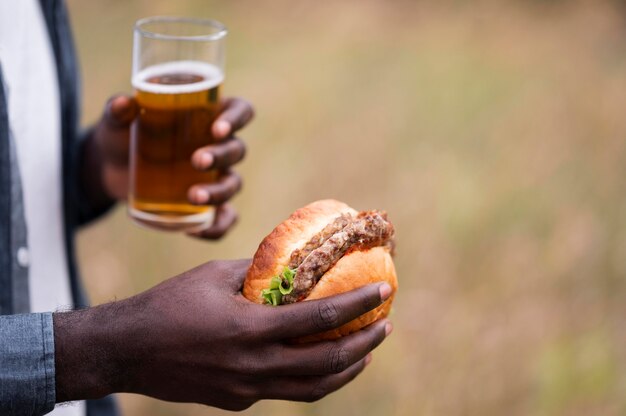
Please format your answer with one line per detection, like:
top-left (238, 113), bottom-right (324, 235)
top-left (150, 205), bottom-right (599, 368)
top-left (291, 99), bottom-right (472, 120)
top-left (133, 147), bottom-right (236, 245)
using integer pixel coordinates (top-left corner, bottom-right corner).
top-left (66, 0), bottom-right (626, 415)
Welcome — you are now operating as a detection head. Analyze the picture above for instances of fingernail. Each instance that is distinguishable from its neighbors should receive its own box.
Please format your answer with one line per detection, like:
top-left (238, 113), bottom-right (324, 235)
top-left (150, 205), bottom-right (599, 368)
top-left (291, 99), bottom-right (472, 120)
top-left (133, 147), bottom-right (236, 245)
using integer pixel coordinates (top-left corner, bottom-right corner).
top-left (213, 120), bottom-right (231, 138)
top-left (385, 321), bottom-right (393, 336)
top-left (199, 152), bottom-right (214, 169)
top-left (379, 283), bottom-right (392, 301)
top-left (194, 189), bottom-right (210, 204)
top-left (364, 353), bottom-right (373, 367)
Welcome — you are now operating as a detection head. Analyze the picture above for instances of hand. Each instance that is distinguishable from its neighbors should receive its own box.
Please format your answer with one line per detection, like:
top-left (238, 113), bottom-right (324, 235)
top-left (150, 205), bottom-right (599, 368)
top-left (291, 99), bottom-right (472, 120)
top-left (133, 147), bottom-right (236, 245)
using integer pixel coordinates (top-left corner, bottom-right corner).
top-left (53, 259), bottom-right (393, 411)
top-left (91, 95), bottom-right (254, 239)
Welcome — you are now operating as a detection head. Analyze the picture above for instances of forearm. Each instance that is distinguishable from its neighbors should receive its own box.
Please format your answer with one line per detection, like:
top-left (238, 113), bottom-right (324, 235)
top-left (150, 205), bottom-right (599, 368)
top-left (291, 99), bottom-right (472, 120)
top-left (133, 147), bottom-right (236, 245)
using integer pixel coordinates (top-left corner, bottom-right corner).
top-left (53, 301), bottom-right (133, 402)
top-left (78, 128), bottom-right (116, 217)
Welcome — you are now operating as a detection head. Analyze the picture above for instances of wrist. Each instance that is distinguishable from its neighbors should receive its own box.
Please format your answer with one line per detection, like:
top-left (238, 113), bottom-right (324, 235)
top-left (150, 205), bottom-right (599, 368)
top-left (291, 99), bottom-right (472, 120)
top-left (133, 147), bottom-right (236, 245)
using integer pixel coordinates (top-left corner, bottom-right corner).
top-left (53, 303), bottom-right (130, 402)
top-left (80, 128), bottom-right (119, 208)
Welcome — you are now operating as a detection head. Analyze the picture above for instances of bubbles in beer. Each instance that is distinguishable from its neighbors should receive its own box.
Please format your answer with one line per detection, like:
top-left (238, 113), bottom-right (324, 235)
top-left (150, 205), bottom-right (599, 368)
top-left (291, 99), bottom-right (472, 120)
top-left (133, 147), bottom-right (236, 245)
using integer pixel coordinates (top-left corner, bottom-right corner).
top-left (132, 60), bottom-right (223, 94)
top-left (148, 73), bottom-right (204, 85)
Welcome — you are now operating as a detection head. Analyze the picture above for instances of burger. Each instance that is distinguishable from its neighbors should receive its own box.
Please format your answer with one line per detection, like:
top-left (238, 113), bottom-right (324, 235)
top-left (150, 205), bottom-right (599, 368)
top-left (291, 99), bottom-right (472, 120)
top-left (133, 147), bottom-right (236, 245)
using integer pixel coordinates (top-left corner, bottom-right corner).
top-left (243, 199), bottom-right (398, 341)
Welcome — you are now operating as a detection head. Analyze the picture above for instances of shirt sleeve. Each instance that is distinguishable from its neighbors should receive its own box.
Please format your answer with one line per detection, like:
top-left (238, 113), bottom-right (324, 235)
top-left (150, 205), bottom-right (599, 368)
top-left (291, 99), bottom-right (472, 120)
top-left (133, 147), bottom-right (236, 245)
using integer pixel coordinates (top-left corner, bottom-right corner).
top-left (0, 313), bottom-right (56, 416)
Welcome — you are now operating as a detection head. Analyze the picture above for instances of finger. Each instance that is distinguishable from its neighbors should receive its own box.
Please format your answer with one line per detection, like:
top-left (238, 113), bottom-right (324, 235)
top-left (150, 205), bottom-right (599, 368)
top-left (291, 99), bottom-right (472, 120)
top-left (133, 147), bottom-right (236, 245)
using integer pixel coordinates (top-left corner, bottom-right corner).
top-left (260, 282), bottom-right (393, 339)
top-left (265, 319), bottom-right (390, 376)
top-left (188, 203), bottom-right (239, 240)
top-left (191, 137), bottom-right (246, 171)
top-left (193, 258), bottom-right (252, 293)
top-left (188, 171), bottom-right (242, 205)
top-left (212, 97), bottom-right (255, 140)
top-left (103, 95), bottom-right (139, 128)
top-left (96, 95), bottom-right (138, 166)
top-left (258, 355), bottom-right (370, 402)
top-left (218, 258), bottom-right (253, 292)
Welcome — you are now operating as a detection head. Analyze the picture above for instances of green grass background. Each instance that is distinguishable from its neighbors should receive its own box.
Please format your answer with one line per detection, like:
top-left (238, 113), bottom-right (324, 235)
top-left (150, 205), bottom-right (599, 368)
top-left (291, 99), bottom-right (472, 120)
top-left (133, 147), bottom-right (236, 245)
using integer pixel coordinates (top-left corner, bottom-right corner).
top-left (66, 0), bottom-right (626, 414)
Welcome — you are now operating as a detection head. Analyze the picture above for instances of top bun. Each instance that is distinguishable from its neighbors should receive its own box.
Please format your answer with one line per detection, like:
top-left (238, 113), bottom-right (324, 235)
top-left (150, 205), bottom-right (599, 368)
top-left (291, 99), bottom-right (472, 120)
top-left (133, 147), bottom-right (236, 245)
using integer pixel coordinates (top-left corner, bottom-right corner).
top-left (243, 199), bottom-right (398, 341)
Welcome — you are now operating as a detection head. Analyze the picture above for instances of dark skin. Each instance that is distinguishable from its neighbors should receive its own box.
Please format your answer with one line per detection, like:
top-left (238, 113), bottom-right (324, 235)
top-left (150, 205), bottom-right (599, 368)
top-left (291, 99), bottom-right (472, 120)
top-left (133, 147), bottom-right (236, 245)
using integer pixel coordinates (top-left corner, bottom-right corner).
top-left (54, 259), bottom-right (393, 410)
top-left (60, 96), bottom-right (394, 410)
top-left (81, 94), bottom-right (252, 239)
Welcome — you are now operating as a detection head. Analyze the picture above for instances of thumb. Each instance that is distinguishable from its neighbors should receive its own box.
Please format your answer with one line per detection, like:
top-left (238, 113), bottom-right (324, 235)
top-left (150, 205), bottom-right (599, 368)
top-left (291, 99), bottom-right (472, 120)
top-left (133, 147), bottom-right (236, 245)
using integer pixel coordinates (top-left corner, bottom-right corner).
top-left (96, 95), bottom-right (137, 166)
top-left (222, 258), bottom-right (253, 292)
top-left (103, 95), bottom-right (138, 128)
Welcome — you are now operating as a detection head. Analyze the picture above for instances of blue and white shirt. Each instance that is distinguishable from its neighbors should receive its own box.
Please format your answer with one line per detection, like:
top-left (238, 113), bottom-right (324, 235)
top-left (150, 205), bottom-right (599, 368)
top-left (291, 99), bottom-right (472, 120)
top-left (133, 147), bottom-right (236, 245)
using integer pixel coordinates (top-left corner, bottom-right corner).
top-left (0, 1), bottom-right (117, 415)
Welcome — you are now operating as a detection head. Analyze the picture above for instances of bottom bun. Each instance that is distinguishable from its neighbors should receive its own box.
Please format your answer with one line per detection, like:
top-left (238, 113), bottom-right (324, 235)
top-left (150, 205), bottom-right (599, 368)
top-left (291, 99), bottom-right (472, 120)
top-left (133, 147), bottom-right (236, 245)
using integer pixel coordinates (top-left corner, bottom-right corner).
top-left (294, 246), bottom-right (398, 342)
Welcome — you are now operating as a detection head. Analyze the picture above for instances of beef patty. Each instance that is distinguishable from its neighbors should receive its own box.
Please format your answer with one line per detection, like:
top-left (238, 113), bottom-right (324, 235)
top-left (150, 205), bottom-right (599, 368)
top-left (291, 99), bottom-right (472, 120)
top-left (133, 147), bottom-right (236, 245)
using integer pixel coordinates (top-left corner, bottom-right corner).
top-left (282, 210), bottom-right (395, 304)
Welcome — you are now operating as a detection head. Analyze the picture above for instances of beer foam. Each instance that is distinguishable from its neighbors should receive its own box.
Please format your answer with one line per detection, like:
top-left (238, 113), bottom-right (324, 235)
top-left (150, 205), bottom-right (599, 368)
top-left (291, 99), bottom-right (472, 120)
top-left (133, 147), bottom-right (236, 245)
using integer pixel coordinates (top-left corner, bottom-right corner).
top-left (132, 61), bottom-right (224, 94)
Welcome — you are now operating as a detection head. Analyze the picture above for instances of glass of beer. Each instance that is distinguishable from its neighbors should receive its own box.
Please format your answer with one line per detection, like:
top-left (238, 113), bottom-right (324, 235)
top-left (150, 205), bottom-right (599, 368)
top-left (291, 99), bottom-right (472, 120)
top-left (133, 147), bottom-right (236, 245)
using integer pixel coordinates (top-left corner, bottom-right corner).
top-left (130, 16), bottom-right (226, 231)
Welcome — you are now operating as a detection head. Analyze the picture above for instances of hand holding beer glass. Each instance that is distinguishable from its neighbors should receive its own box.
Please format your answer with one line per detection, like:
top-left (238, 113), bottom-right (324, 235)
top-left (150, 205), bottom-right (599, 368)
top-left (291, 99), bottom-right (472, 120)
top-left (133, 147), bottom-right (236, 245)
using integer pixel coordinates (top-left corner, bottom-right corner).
top-left (130, 17), bottom-right (247, 232)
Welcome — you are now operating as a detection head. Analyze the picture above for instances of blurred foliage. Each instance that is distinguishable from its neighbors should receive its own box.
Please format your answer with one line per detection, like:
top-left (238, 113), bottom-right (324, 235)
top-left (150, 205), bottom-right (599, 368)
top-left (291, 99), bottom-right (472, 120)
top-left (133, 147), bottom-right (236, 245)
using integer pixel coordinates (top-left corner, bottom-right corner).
top-left (536, 329), bottom-right (617, 414)
top-left (66, 0), bottom-right (626, 415)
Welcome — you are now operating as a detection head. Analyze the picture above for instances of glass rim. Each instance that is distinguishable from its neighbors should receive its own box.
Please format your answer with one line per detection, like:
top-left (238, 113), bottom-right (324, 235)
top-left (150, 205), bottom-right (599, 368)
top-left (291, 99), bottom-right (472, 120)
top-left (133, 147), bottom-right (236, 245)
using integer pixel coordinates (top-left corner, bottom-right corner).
top-left (134, 16), bottom-right (227, 42)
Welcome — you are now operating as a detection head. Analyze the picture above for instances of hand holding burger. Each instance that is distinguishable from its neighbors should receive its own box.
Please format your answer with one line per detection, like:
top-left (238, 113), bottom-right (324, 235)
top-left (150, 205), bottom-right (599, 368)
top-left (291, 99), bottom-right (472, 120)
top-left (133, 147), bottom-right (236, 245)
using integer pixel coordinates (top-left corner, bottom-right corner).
top-left (52, 199), bottom-right (396, 410)
top-left (244, 199), bottom-right (398, 341)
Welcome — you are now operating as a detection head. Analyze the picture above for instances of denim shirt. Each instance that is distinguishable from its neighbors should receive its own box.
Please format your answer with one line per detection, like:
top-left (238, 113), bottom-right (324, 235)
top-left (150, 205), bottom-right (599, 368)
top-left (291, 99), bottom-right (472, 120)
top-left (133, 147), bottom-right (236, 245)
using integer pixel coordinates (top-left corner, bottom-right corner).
top-left (0, 1), bottom-right (117, 415)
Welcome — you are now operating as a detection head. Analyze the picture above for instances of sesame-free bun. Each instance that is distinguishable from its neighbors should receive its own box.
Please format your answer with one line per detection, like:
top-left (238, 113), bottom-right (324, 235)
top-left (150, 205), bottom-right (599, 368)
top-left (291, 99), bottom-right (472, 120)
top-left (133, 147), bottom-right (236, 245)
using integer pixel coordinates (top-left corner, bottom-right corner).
top-left (243, 199), bottom-right (398, 341)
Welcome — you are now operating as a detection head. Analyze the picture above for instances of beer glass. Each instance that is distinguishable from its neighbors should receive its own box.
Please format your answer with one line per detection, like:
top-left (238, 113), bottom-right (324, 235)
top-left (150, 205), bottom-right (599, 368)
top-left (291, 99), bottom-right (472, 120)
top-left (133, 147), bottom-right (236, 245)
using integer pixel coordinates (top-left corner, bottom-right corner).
top-left (130, 17), bottom-right (226, 231)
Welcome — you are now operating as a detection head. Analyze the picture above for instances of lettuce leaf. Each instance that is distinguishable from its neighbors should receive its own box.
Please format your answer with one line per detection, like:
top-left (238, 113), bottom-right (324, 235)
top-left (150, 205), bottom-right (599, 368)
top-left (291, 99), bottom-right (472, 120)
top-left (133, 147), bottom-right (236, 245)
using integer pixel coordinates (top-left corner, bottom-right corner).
top-left (261, 266), bottom-right (296, 306)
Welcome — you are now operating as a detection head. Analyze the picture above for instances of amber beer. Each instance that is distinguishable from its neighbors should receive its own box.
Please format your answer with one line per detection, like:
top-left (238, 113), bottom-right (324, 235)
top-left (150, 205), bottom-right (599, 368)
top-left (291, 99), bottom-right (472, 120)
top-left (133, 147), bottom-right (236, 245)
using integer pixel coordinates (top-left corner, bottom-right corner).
top-left (130, 61), bottom-right (223, 230)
